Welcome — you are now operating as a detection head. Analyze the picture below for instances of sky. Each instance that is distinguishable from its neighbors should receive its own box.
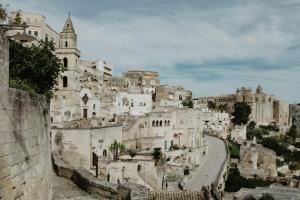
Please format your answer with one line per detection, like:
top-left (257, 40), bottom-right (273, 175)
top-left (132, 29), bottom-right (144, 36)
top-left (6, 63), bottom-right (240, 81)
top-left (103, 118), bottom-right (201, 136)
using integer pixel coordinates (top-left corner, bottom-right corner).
top-left (4, 0), bottom-right (300, 102)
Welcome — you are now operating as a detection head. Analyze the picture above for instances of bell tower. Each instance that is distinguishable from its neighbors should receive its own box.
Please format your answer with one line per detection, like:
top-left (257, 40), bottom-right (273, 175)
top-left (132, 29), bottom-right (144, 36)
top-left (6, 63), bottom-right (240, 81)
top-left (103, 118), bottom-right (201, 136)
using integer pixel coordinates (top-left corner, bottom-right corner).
top-left (51, 13), bottom-right (81, 124)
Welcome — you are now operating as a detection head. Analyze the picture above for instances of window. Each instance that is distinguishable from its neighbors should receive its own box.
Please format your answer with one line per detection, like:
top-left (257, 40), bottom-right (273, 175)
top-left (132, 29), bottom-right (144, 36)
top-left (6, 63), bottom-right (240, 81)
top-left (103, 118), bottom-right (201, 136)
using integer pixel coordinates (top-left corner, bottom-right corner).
top-left (28, 30), bottom-right (31, 35)
top-left (160, 120), bottom-right (162, 126)
top-left (152, 120), bottom-right (155, 127)
top-left (65, 41), bottom-right (68, 47)
top-left (63, 58), bottom-right (68, 69)
top-left (63, 76), bottom-right (68, 87)
top-left (34, 31), bottom-right (38, 37)
top-left (103, 150), bottom-right (107, 157)
top-left (179, 95), bottom-right (182, 100)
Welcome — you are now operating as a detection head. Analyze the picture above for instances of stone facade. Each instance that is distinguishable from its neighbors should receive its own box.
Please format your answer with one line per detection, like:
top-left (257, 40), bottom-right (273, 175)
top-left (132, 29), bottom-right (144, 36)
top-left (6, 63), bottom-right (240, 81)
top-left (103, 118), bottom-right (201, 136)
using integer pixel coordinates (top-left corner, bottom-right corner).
top-left (202, 109), bottom-right (231, 139)
top-left (0, 30), bottom-right (52, 200)
top-left (193, 85), bottom-right (291, 129)
top-left (8, 11), bottom-right (60, 48)
top-left (155, 85), bottom-right (192, 104)
top-left (123, 108), bottom-right (204, 154)
top-left (51, 125), bottom-right (123, 169)
top-left (115, 92), bottom-right (153, 116)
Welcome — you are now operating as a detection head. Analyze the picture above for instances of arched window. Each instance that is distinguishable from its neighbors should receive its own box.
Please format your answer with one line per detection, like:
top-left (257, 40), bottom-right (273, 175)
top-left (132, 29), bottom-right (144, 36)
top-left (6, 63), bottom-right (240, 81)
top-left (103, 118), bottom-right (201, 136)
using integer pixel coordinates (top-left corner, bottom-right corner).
top-left (152, 120), bottom-right (155, 127)
top-left (63, 57), bottom-right (68, 69)
top-left (65, 41), bottom-right (68, 47)
top-left (63, 76), bottom-right (68, 87)
top-left (160, 120), bottom-right (162, 126)
top-left (156, 121), bottom-right (159, 126)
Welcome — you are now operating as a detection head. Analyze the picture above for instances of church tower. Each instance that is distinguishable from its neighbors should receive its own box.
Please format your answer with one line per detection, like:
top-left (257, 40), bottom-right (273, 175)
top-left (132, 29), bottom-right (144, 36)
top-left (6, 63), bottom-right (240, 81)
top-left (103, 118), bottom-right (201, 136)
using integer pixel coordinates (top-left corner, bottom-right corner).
top-left (50, 14), bottom-right (81, 124)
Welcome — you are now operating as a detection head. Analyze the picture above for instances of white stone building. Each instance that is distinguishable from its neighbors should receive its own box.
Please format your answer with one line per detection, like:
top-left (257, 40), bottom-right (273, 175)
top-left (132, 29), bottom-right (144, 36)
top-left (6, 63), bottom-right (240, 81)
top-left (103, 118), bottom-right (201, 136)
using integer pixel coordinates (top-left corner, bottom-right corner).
top-left (8, 11), bottom-right (60, 47)
top-left (123, 108), bottom-right (205, 152)
top-left (201, 109), bottom-right (231, 139)
top-left (115, 92), bottom-right (153, 116)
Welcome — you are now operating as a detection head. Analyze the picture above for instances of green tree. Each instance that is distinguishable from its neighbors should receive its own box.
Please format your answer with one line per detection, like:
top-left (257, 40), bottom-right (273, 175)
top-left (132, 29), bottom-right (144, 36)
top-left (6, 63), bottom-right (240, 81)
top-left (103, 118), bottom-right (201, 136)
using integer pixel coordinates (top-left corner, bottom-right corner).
top-left (109, 140), bottom-right (125, 160)
top-left (152, 147), bottom-right (162, 166)
top-left (261, 136), bottom-right (290, 156)
top-left (182, 100), bottom-right (193, 108)
top-left (207, 101), bottom-right (216, 110)
top-left (9, 39), bottom-right (63, 98)
top-left (232, 102), bottom-right (252, 125)
top-left (11, 11), bottom-right (22, 26)
top-left (246, 121), bottom-right (256, 140)
top-left (286, 125), bottom-right (298, 142)
top-left (0, 4), bottom-right (7, 22)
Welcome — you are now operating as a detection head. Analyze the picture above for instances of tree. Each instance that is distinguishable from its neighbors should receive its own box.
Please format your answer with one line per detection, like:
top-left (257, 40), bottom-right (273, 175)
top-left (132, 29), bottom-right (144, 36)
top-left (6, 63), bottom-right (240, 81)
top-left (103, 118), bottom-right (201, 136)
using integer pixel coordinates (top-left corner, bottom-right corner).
top-left (246, 121), bottom-right (256, 140)
top-left (109, 140), bottom-right (125, 160)
top-left (232, 102), bottom-right (252, 125)
top-left (9, 39), bottom-right (63, 99)
top-left (152, 147), bottom-right (162, 166)
top-left (286, 125), bottom-right (297, 142)
top-left (182, 100), bottom-right (193, 108)
top-left (207, 101), bottom-right (216, 110)
top-left (0, 4), bottom-right (7, 23)
top-left (11, 11), bottom-right (22, 26)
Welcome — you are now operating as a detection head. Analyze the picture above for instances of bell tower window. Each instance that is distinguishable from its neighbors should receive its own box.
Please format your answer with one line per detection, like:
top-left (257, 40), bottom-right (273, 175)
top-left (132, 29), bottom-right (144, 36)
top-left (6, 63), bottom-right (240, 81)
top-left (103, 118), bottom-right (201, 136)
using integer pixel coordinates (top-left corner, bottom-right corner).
top-left (63, 57), bottom-right (68, 69)
top-left (63, 76), bottom-right (68, 87)
top-left (65, 41), bottom-right (68, 47)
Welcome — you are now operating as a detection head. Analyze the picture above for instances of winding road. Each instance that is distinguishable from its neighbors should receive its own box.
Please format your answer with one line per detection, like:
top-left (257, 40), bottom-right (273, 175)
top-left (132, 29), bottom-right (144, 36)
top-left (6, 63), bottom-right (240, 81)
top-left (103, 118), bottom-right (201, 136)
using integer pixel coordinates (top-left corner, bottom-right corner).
top-left (186, 135), bottom-right (227, 191)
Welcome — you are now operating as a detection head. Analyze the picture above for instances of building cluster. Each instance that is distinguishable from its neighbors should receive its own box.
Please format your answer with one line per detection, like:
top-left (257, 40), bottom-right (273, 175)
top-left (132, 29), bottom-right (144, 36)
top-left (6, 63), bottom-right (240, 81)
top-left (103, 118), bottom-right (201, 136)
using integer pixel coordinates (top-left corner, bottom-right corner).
top-left (193, 85), bottom-right (291, 130)
top-left (8, 11), bottom-right (210, 170)
top-left (7, 10), bottom-right (296, 198)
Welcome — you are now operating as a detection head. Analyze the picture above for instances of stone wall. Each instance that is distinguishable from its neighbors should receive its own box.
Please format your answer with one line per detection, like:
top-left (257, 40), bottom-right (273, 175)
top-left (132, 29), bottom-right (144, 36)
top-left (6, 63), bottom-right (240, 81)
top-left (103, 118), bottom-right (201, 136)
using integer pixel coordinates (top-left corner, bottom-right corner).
top-left (0, 30), bottom-right (52, 200)
top-left (52, 151), bottom-right (148, 200)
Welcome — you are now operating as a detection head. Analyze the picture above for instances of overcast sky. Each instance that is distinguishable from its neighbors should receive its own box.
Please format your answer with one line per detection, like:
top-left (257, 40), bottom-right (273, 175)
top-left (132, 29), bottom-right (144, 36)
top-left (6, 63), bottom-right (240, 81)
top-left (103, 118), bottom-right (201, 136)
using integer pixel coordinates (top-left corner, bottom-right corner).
top-left (5, 0), bottom-right (300, 102)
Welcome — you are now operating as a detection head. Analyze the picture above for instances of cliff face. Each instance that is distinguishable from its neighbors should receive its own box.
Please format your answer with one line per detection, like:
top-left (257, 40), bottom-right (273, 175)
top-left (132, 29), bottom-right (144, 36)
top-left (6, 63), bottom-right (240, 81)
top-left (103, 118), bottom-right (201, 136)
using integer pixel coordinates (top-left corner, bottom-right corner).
top-left (290, 104), bottom-right (300, 133)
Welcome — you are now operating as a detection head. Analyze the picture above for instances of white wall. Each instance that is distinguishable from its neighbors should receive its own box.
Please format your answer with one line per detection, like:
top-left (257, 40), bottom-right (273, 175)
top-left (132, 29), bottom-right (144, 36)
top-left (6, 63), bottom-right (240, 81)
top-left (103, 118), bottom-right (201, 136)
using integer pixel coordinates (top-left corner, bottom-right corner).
top-left (115, 92), bottom-right (152, 116)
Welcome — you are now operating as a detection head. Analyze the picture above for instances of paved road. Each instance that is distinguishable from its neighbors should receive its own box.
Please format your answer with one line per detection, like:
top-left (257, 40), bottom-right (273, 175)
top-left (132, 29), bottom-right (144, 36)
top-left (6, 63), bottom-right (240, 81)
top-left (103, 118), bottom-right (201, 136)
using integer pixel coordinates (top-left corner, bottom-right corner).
top-left (186, 135), bottom-right (227, 191)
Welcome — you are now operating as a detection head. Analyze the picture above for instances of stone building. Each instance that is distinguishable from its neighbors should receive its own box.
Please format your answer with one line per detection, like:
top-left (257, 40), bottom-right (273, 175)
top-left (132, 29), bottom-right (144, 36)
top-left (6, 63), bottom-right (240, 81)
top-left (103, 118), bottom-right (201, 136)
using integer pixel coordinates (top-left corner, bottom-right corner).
top-left (122, 70), bottom-right (160, 94)
top-left (193, 85), bottom-right (291, 129)
top-left (123, 108), bottom-right (204, 152)
top-left (201, 109), bottom-right (231, 139)
top-left (115, 91), bottom-right (153, 116)
top-left (8, 11), bottom-right (60, 47)
top-left (51, 123), bottom-right (123, 170)
top-left (155, 85), bottom-right (192, 108)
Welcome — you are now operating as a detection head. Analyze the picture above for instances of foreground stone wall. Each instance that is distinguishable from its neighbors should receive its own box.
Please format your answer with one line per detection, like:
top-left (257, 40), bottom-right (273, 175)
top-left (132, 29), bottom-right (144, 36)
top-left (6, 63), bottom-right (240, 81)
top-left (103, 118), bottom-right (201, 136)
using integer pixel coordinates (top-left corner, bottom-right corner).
top-left (52, 151), bottom-right (148, 200)
top-left (0, 30), bottom-right (52, 200)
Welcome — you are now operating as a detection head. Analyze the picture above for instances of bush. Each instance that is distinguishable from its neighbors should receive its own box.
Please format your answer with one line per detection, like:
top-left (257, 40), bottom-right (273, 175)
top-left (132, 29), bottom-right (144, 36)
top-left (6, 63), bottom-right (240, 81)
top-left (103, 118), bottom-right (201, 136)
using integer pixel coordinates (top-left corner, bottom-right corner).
top-left (229, 141), bottom-right (240, 159)
top-left (9, 79), bottom-right (37, 95)
top-left (289, 162), bottom-right (300, 171)
top-left (225, 167), bottom-right (271, 192)
top-left (261, 136), bottom-right (290, 156)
